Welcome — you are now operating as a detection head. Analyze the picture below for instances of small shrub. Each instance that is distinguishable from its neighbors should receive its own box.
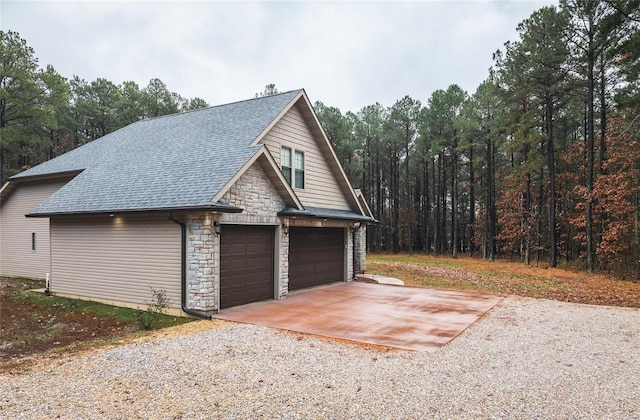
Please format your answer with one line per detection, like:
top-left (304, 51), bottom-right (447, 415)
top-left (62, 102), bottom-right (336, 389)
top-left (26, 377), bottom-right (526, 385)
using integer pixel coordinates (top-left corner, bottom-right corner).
top-left (133, 287), bottom-right (171, 330)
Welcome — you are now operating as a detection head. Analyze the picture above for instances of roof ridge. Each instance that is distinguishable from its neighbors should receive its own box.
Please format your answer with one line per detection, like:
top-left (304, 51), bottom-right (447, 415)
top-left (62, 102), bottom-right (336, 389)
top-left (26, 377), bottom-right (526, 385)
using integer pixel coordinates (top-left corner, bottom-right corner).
top-left (134, 89), bottom-right (305, 125)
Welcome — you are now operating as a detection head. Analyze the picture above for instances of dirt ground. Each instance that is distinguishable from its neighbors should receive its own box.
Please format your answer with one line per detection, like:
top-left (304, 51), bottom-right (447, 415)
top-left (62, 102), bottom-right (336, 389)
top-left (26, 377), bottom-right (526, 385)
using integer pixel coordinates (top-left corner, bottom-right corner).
top-left (0, 278), bottom-right (138, 372)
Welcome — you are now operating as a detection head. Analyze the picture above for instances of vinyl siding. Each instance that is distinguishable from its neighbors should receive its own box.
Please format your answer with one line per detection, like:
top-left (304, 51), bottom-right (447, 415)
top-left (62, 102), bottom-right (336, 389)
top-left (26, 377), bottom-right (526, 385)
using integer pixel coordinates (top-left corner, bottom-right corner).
top-left (261, 104), bottom-right (352, 211)
top-left (0, 179), bottom-right (69, 278)
top-left (50, 215), bottom-right (182, 308)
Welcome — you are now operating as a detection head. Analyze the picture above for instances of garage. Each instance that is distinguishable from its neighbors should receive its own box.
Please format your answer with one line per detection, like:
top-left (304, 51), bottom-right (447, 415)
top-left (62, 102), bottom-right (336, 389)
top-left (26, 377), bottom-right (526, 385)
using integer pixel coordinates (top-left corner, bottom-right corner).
top-left (220, 225), bottom-right (274, 309)
top-left (289, 227), bottom-right (345, 291)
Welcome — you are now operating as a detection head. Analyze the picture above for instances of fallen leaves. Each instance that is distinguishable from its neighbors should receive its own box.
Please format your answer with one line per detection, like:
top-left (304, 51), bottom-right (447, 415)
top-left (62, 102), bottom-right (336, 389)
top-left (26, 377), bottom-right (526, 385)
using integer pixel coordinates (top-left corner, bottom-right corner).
top-left (368, 254), bottom-right (640, 308)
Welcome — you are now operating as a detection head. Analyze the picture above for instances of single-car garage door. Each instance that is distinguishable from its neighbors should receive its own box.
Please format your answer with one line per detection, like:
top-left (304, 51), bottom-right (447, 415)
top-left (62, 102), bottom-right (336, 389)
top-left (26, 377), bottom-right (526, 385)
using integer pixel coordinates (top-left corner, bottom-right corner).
top-left (289, 227), bottom-right (344, 291)
top-left (220, 225), bottom-right (274, 309)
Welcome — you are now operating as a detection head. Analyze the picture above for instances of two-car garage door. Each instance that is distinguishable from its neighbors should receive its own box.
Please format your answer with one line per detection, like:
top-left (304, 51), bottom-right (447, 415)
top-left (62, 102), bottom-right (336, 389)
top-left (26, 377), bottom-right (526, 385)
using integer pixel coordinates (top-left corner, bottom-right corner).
top-left (219, 225), bottom-right (345, 309)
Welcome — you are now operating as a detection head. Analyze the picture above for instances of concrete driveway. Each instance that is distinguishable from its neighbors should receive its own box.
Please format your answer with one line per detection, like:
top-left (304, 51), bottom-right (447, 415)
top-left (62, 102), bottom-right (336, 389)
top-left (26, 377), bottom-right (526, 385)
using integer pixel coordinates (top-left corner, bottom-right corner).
top-left (213, 282), bottom-right (503, 351)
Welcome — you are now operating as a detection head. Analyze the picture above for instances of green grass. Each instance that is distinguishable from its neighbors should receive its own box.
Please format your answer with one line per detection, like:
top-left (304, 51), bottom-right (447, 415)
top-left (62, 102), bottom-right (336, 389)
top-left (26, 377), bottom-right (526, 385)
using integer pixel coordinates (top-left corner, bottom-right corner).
top-left (36, 292), bottom-right (191, 328)
top-left (3, 277), bottom-right (192, 330)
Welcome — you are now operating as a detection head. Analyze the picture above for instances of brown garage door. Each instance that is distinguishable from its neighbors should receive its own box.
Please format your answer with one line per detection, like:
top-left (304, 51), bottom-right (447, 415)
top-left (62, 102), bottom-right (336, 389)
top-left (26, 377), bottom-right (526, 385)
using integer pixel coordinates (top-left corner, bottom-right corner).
top-left (220, 225), bottom-right (274, 309)
top-left (289, 227), bottom-right (344, 291)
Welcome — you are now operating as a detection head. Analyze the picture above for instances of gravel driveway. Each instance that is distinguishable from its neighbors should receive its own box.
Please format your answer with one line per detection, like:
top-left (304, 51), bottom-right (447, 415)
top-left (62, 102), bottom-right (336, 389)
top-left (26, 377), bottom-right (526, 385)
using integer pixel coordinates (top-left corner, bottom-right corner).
top-left (2, 296), bottom-right (638, 419)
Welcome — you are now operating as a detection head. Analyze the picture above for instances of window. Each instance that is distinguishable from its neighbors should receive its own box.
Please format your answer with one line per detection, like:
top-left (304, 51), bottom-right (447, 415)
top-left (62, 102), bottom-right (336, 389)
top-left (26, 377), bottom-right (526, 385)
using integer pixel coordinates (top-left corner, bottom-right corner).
top-left (295, 150), bottom-right (305, 189)
top-left (281, 146), bottom-right (292, 184)
top-left (31, 232), bottom-right (36, 251)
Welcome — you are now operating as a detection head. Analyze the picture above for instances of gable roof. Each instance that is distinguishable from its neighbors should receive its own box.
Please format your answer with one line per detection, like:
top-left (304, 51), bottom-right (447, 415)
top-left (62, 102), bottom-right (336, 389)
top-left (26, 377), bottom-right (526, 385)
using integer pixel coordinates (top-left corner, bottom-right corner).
top-left (15, 90), bottom-right (304, 216)
top-left (12, 89), bottom-right (374, 222)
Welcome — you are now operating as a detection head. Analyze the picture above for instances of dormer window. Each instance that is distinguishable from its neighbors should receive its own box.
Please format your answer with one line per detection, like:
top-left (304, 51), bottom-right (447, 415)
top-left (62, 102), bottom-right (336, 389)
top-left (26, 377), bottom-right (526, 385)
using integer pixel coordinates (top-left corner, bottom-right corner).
top-left (281, 146), bottom-right (292, 184)
top-left (295, 151), bottom-right (305, 189)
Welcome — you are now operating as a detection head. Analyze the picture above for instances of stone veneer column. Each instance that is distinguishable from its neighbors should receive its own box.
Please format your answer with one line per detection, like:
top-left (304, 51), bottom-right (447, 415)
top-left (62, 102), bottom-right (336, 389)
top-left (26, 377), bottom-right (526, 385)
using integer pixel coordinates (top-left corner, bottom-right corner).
top-left (347, 228), bottom-right (354, 280)
top-left (354, 226), bottom-right (367, 274)
top-left (279, 225), bottom-right (290, 298)
top-left (186, 213), bottom-right (218, 311)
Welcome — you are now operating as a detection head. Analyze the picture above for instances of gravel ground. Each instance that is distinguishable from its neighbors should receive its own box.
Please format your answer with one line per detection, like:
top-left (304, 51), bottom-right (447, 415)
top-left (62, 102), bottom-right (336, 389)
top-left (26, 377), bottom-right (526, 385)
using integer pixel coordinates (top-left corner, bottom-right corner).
top-left (1, 296), bottom-right (638, 419)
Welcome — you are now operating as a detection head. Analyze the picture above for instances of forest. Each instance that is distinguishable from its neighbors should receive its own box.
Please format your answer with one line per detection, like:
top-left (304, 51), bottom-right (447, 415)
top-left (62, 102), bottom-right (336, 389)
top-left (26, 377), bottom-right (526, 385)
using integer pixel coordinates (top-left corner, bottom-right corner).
top-left (1, 1), bottom-right (639, 278)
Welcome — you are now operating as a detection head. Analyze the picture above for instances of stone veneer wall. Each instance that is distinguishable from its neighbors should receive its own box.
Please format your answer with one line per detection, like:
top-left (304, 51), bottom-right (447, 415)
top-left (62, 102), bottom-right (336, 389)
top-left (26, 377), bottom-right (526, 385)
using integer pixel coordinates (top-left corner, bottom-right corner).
top-left (347, 229), bottom-right (354, 280)
top-left (354, 226), bottom-right (366, 274)
top-left (186, 164), bottom-right (285, 312)
top-left (279, 225), bottom-right (289, 298)
top-left (219, 164), bottom-right (284, 224)
top-left (186, 213), bottom-right (218, 311)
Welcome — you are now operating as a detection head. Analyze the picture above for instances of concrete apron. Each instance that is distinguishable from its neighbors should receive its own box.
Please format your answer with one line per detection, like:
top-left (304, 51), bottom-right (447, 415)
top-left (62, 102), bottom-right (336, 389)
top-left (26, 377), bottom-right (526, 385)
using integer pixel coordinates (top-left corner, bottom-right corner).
top-left (213, 282), bottom-right (504, 352)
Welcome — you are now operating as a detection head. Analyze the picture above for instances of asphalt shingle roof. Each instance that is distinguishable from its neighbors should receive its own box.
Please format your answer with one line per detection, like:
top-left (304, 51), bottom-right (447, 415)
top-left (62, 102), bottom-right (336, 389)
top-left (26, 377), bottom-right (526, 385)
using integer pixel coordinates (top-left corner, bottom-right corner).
top-left (278, 206), bottom-right (377, 223)
top-left (14, 90), bottom-right (302, 215)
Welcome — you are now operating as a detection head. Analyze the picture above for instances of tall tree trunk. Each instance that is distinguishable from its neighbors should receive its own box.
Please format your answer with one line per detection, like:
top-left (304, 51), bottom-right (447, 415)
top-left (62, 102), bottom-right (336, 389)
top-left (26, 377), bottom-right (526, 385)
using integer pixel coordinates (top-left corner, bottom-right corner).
top-left (468, 141), bottom-right (475, 256)
top-left (434, 155), bottom-right (441, 256)
top-left (537, 168), bottom-right (544, 264)
top-left (524, 171), bottom-right (532, 265)
top-left (597, 51), bottom-right (608, 260)
top-left (546, 96), bottom-right (558, 268)
top-left (452, 150), bottom-right (459, 258)
top-left (392, 150), bottom-right (400, 253)
top-left (375, 152), bottom-right (382, 253)
top-left (405, 126), bottom-right (413, 255)
top-left (441, 156), bottom-right (448, 254)
top-left (423, 157), bottom-right (431, 253)
top-left (586, 36), bottom-right (596, 273)
top-left (485, 136), bottom-right (496, 261)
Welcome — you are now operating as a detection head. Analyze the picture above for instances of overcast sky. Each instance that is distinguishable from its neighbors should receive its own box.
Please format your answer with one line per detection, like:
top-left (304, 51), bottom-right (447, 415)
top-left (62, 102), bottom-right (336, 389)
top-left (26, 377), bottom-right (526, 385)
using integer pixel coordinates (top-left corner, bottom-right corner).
top-left (3, 0), bottom-right (556, 113)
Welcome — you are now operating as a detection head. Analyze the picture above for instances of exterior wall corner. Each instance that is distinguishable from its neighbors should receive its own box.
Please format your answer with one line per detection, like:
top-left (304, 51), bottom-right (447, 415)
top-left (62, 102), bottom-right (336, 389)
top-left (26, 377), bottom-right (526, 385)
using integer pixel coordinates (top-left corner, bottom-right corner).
top-left (278, 223), bottom-right (290, 299)
top-left (354, 225), bottom-right (367, 274)
top-left (186, 213), bottom-right (219, 312)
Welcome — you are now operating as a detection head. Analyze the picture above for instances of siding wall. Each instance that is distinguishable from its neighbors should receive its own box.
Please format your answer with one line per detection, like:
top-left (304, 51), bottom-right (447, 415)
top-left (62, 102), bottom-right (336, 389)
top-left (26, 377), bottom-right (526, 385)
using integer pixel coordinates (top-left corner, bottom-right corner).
top-left (0, 179), bottom-right (69, 278)
top-left (50, 215), bottom-right (182, 308)
top-left (261, 104), bottom-right (352, 211)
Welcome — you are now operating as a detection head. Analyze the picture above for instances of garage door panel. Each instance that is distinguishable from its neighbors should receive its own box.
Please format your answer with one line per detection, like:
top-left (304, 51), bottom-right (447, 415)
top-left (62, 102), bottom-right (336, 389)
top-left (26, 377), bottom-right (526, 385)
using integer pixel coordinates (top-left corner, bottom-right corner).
top-left (289, 227), bottom-right (344, 291)
top-left (220, 225), bottom-right (274, 309)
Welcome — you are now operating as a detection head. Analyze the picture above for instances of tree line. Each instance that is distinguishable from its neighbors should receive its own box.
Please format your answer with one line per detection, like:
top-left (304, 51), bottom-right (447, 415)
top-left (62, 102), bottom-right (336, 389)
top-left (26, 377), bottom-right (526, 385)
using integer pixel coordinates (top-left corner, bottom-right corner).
top-left (1, 0), bottom-right (639, 278)
top-left (0, 30), bottom-right (209, 182)
top-left (314, 0), bottom-right (639, 278)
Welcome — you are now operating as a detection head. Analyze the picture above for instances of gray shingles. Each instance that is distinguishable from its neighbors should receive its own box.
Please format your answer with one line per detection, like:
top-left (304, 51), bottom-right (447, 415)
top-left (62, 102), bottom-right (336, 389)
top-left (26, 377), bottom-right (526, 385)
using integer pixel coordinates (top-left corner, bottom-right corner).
top-left (278, 206), bottom-right (376, 223)
top-left (16, 90), bottom-right (302, 215)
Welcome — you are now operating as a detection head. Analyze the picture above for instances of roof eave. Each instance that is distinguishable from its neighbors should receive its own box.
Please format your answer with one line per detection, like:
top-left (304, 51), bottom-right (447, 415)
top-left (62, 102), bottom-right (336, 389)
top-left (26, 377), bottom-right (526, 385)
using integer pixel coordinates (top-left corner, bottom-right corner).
top-left (278, 207), bottom-right (378, 224)
top-left (9, 169), bottom-right (84, 183)
top-left (25, 203), bottom-right (243, 218)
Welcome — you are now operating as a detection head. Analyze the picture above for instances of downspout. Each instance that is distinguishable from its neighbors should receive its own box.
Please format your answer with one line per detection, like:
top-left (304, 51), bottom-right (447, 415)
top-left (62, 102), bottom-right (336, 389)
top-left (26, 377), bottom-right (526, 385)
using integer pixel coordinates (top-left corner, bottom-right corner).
top-left (168, 213), bottom-right (212, 320)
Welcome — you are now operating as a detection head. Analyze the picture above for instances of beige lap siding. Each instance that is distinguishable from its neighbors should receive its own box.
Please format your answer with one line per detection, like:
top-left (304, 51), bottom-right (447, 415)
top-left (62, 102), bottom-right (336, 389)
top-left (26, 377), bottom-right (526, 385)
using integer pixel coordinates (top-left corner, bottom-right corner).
top-left (261, 103), bottom-right (352, 211)
top-left (50, 215), bottom-right (181, 308)
top-left (0, 179), bottom-right (70, 278)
